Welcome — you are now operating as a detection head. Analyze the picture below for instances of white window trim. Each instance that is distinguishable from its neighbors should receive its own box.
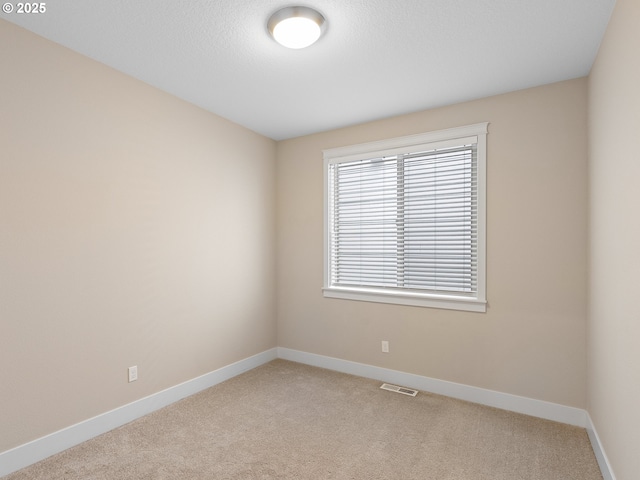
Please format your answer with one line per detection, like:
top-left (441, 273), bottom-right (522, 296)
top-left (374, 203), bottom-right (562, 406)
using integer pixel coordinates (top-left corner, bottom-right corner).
top-left (323, 122), bottom-right (488, 313)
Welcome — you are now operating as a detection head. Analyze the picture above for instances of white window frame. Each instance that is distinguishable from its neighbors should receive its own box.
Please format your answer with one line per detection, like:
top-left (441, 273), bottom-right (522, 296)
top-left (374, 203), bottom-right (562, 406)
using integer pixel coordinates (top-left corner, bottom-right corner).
top-left (323, 123), bottom-right (488, 313)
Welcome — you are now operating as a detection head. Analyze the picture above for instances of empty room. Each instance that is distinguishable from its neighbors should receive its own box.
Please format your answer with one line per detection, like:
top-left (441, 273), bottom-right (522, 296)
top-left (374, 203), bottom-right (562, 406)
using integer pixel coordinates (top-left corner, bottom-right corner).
top-left (1, 1), bottom-right (638, 479)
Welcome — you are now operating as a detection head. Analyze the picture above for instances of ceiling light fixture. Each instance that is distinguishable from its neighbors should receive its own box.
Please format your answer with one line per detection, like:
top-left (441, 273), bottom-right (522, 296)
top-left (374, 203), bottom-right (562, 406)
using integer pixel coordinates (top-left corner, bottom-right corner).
top-left (267, 6), bottom-right (326, 49)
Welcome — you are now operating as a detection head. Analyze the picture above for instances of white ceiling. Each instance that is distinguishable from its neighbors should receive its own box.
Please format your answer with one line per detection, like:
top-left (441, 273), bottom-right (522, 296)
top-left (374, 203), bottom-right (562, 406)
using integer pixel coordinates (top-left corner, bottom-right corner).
top-left (4, 0), bottom-right (615, 140)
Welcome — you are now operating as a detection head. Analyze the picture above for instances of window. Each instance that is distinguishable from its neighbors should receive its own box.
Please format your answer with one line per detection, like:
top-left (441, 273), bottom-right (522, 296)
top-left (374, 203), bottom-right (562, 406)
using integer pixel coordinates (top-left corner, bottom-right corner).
top-left (323, 123), bottom-right (487, 312)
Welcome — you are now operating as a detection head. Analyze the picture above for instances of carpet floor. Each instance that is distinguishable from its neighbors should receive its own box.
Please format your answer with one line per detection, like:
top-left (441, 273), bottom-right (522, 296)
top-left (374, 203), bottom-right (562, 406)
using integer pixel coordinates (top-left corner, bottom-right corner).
top-left (5, 359), bottom-right (603, 479)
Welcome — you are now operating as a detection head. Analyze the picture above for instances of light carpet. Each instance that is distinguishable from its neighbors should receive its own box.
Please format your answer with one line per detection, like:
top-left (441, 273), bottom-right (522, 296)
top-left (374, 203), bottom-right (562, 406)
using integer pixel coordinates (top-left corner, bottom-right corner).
top-left (4, 359), bottom-right (602, 479)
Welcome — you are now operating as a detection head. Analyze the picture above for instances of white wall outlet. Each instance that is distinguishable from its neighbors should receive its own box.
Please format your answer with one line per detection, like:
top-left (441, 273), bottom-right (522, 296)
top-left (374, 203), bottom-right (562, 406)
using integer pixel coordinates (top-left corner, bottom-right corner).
top-left (381, 341), bottom-right (389, 353)
top-left (128, 365), bottom-right (138, 383)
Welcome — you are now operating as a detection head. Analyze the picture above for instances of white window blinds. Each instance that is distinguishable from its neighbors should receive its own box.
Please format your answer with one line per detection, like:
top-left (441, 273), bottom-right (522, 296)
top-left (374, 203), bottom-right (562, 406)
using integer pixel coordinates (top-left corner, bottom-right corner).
top-left (323, 123), bottom-right (487, 312)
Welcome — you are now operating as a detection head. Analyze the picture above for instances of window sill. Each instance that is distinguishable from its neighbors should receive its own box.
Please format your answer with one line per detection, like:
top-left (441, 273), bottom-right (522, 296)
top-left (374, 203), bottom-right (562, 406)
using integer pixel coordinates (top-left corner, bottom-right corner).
top-left (322, 286), bottom-right (486, 313)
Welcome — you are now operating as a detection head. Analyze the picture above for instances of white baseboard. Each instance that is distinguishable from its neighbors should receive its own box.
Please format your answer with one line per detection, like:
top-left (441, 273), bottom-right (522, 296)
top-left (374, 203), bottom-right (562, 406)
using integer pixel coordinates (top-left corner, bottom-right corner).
top-left (586, 412), bottom-right (617, 480)
top-left (277, 347), bottom-right (588, 427)
top-left (0, 348), bottom-right (278, 478)
top-left (2, 347), bottom-right (611, 480)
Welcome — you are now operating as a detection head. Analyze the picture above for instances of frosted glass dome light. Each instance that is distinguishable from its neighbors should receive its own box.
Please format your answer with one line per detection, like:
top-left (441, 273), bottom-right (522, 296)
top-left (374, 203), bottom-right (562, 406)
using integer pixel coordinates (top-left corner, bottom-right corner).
top-left (268, 6), bottom-right (326, 49)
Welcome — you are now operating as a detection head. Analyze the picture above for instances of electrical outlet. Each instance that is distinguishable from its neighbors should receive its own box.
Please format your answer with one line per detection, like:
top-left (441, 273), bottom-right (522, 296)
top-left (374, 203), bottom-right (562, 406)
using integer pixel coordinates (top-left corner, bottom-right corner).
top-left (128, 366), bottom-right (138, 383)
top-left (381, 341), bottom-right (389, 353)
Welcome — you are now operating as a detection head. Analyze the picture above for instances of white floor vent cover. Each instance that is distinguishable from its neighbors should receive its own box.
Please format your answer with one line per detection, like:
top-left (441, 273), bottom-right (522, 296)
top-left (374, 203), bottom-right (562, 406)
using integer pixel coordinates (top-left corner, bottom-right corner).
top-left (380, 383), bottom-right (418, 397)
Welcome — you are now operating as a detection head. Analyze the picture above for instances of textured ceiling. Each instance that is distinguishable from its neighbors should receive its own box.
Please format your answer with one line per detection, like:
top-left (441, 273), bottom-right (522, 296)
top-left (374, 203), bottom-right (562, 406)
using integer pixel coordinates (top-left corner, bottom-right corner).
top-left (3, 0), bottom-right (615, 140)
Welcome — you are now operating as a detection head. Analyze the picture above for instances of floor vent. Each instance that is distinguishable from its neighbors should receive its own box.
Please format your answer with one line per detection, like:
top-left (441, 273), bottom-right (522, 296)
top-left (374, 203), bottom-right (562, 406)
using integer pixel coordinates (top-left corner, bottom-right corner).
top-left (380, 383), bottom-right (418, 397)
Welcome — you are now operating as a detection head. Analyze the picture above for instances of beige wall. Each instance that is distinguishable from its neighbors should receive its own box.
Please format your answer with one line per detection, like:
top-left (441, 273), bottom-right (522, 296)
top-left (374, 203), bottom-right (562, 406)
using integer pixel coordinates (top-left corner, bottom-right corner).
top-left (588, 0), bottom-right (640, 478)
top-left (277, 78), bottom-right (589, 408)
top-left (0, 21), bottom-right (277, 452)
